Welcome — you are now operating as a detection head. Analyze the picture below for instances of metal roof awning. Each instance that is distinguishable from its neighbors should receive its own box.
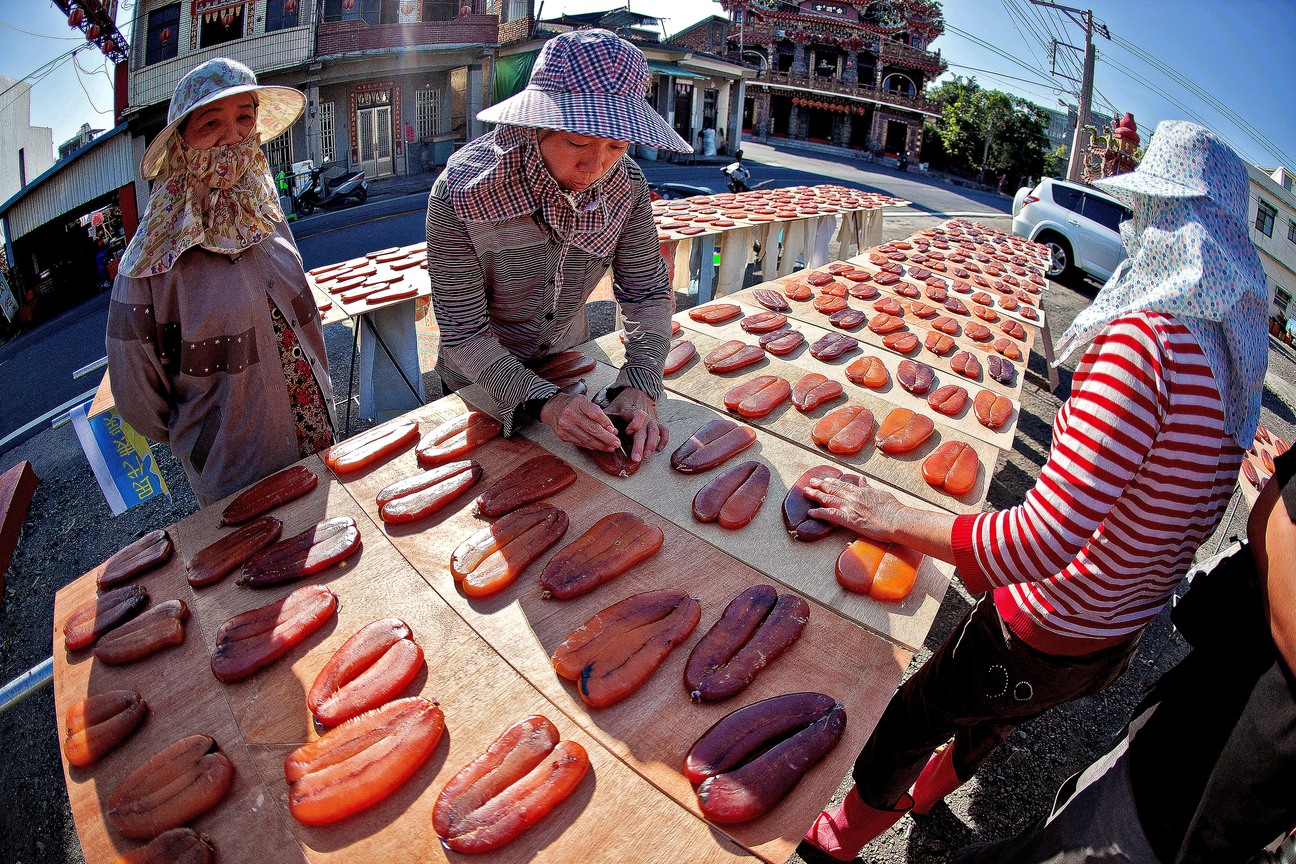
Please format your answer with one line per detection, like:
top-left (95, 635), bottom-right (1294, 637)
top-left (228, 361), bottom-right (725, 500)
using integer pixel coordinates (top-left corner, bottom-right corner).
top-left (647, 60), bottom-right (706, 80)
top-left (0, 124), bottom-right (134, 242)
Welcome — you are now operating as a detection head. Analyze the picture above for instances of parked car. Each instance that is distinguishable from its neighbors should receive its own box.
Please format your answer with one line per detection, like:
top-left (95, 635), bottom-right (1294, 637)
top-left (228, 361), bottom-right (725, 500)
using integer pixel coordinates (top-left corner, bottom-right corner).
top-left (1012, 177), bottom-right (1132, 282)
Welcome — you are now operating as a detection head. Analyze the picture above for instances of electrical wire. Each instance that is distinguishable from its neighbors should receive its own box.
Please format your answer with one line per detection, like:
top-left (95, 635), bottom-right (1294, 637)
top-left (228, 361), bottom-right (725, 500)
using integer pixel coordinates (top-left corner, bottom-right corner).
top-left (1107, 32), bottom-right (1293, 168)
top-left (996, 0), bottom-right (1050, 78)
top-left (71, 56), bottom-right (109, 116)
top-left (942, 23), bottom-right (1060, 91)
top-left (943, 62), bottom-right (1068, 102)
top-left (0, 20), bottom-right (83, 40)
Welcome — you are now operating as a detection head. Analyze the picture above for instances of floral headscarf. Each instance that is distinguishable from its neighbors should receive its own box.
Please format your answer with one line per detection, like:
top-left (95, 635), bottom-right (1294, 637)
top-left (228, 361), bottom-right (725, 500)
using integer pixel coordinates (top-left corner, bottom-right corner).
top-left (119, 129), bottom-right (284, 278)
top-left (1053, 181), bottom-right (1269, 446)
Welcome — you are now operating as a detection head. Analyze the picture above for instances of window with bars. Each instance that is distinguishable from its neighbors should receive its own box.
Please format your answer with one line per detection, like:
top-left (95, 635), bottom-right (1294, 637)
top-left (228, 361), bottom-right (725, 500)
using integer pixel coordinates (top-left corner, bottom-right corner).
top-left (1256, 199), bottom-right (1277, 237)
top-left (265, 0), bottom-right (300, 32)
top-left (416, 89), bottom-right (440, 140)
top-left (1288, 219), bottom-right (1296, 244)
top-left (197, 2), bottom-right (246, 48)
top-left (262, 129), bottom-right (292, 174)
top-left (319, 102), bottom-right (336, 164)
top-left (145, 4), bottom-right (180, 66)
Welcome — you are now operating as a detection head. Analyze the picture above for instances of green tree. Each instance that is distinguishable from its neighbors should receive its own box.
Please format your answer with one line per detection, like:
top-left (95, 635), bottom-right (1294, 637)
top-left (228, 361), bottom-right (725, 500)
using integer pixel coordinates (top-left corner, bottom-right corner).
top-left (926, 76), bottom-right (1051, 192)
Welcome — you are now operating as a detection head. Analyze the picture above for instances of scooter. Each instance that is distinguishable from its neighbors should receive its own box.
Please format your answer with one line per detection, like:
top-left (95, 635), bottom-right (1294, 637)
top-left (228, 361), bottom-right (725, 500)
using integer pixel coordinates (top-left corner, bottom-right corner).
top-left (294, 164), bottom-right (368, 215)
top-left (722, 151), bottom-right (752, 193)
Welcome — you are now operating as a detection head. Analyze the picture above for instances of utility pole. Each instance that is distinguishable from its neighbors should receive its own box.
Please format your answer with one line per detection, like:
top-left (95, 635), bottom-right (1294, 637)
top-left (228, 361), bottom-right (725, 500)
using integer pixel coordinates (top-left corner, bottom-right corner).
top-left (1029, 0), bottom-right (1109, 181)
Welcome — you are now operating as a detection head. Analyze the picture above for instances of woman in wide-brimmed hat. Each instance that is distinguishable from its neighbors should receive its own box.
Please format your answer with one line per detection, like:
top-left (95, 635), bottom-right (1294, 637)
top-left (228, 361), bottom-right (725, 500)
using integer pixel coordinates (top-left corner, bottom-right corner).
top-left (426, 28), bottom-right (691, 461)
top-left (797, 120), bottom-right (1270, 862)
top-left (108, 58), bottom-right (335, 506)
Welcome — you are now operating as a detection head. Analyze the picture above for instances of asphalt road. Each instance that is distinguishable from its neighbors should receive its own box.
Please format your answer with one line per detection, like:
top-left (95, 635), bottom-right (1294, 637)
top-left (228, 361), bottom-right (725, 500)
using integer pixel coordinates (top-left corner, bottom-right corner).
top-left (0, 143), bottom-right (1011, 452)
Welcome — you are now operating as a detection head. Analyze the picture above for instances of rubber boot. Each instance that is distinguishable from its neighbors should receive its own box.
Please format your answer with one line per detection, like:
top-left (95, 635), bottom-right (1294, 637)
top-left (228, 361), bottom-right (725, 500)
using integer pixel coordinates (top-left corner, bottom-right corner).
top-left (801, 785), bottom-right (913, 861)
top-left (910, 744), bottom-right (965, 815)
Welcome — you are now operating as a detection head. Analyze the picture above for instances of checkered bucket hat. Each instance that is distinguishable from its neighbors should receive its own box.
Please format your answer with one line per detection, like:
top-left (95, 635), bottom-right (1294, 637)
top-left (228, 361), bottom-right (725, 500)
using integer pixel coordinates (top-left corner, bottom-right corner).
top-left (140, 57), bottom-right (305, 179)
top-left (478, 29), bottom-right (693, 153)
top-left (1095, 120), bottom-right (1250, 226)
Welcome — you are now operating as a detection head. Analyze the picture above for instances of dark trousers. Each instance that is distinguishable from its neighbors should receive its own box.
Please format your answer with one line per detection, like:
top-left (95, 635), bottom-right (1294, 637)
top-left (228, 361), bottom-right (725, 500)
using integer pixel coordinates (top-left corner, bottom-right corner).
top-left (1129, 649), bottom-right (1296, 864)
top-left (854, 594), bottom-right (1141, 809)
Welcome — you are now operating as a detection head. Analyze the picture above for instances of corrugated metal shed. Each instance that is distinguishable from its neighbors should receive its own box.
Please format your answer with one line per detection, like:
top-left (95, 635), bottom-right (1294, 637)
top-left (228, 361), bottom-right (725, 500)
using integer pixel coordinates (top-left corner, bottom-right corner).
top-left (0, 123), bottom-right (134, 242)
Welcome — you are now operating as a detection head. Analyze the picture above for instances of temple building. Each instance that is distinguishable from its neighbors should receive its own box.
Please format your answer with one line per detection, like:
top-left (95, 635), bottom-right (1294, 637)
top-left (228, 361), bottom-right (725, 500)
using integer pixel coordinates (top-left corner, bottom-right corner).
top-left (673, 0), bottom-right (945, 157)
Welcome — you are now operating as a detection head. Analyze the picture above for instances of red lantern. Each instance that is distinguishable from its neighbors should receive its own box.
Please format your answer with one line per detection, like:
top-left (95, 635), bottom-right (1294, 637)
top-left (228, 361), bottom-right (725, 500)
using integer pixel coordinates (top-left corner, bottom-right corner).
top-left (285, 0), bottom-right (296, 9)
top-left (102, 37), bottom-right (115, 54)
top-left (460, 3), bottom-right (472, 13)
top-left (68, 8), bottom-right (84, 26)
top-left (342, 0), bottom-right (355, 9)
top-left (86, 23), bottom-right (100, 39)
top-left (160, 26), bottom-right (173, 43)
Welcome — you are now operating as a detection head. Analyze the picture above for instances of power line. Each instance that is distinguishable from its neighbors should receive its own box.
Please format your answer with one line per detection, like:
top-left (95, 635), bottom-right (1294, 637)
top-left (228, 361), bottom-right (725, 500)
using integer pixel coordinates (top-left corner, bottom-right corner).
top-left (942, 23), bottom-right (1062, 91)
top-left (1107, 32), bottom-right (1294, 168)
top-left (0, 20), bottom-right (83, 40)
top-left (943, 62), bottom-right (1068, 101)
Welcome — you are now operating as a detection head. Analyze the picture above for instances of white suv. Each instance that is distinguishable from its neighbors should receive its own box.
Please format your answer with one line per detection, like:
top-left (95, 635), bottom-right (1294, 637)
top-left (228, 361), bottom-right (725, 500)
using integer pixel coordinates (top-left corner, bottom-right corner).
top-left (1012, 178), bottom-right (1132, 282)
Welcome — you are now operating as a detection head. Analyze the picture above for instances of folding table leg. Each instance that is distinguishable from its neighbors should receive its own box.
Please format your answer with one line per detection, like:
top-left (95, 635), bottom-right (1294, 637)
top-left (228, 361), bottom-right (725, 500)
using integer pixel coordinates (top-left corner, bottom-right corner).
top-left (716, 227), bottom-right (753, 297)
top-left (1039, 314), bottom-right (1061, 392)
top-left (671, 238), bottom-right (695, 293)
top-left (695, 235), bottom-right (717, 303)
top-left (777, 219), bottom-right (809, 277)
top-left (808, 216), bottom-right (835, 269)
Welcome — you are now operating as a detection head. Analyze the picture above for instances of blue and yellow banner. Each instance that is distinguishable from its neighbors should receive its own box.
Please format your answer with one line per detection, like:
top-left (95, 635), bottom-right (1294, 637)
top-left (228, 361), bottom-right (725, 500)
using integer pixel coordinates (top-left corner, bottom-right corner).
top-left (69, 401), bottom-right (169, 515)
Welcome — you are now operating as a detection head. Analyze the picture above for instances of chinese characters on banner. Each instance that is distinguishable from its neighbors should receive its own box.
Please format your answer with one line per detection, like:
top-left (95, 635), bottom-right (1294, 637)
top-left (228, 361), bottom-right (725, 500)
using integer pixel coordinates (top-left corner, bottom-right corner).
top-left (69, 401), bottom-right (169, 515)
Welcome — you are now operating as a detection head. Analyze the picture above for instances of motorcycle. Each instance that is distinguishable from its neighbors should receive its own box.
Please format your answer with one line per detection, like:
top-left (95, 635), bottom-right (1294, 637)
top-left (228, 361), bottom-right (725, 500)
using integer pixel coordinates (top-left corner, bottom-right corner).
top-left (294, 163), bottom-right (368, 215)
top-left (722, 160), bottom-right (751, 193)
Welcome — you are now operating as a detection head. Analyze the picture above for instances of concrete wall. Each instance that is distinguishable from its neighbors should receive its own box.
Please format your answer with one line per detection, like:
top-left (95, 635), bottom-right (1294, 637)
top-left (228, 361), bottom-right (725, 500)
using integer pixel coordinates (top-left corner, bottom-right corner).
top-left (0, 78), bottom-right (55, 208)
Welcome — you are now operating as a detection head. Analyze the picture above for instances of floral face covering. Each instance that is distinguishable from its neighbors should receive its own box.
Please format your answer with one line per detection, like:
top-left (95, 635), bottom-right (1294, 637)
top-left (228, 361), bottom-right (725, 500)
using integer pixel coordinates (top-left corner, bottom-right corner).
top-left (119, 130), bottom-right (284, 278)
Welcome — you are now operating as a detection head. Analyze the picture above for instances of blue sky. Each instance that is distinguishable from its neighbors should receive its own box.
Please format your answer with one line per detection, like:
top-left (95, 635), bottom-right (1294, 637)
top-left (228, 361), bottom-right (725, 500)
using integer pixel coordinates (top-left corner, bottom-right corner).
top-left (2, 0), bottom-right (1292, 169)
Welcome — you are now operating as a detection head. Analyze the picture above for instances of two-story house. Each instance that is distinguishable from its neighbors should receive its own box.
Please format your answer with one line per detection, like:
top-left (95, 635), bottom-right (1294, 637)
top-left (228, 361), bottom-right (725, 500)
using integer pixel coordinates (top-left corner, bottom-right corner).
top-left (672, 0), bottom-right (945, 158)
top-left (1248, 164), bottom-right (1296, 339)
top-left (124, 0), bottom-right (515, 185)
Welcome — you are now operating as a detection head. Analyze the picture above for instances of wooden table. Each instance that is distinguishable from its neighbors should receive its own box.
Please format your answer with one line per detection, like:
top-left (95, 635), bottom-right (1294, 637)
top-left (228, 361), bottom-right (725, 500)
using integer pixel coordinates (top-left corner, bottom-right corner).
top-left (307, 244), bottom-right (431, 431)
top-left (654, 186), bottom-right (908, 302)
top-left (53, 424), bottom-right (911, 864)
top-left (55, 219), bottom-right (1048, 864)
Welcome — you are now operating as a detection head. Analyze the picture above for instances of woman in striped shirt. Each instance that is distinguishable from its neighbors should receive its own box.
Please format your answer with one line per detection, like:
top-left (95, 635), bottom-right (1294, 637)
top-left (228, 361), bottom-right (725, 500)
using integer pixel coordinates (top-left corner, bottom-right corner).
top-left (425, 30), bottom-right (691, 461)
top-left (800, 121), bottom-right (1272, 861)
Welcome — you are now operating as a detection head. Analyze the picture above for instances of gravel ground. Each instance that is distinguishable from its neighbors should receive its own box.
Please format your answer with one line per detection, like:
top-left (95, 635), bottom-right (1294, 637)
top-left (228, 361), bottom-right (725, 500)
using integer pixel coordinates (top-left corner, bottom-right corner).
top-left (2, 214), bottom-right (1293, 864)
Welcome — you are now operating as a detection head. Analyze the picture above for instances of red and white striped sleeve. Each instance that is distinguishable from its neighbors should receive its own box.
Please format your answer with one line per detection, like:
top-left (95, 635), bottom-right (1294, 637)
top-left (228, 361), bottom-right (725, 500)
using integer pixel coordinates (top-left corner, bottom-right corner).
top-left (953, 315), bottom-right (1169, 591)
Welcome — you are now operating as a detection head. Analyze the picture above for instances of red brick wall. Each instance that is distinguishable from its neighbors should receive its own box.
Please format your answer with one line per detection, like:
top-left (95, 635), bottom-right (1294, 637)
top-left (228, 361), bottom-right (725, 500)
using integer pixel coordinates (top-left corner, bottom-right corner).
top-left (317, 16), bottom-right (500, 55)
top-left (498, 15), bottom-right (533, 45)
top-left (671, 28), bottom-right (713, 53)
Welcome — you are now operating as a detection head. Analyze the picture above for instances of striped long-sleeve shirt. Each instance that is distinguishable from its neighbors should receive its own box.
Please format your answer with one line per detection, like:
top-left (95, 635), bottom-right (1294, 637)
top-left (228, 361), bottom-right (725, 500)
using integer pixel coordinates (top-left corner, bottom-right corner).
top-left (952, 312), bottom-right (1243, 656)
top-left (426, 129), bottom-right (673, 434)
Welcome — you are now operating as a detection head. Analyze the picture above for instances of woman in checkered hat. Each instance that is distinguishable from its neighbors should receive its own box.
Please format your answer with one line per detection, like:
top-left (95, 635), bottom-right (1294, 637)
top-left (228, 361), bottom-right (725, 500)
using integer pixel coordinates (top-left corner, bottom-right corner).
top-left (425, 29), bottom-right (691, 461)
top-left (108, 59), bottom-right (335, 507)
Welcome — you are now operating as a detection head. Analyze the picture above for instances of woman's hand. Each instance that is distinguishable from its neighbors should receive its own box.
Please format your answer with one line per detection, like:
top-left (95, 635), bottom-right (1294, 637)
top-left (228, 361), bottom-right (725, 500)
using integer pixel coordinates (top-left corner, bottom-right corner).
top-left (604, 387), bottom-right (669, 462)
top-left (805, 474), bottom-right (959, 564)
top-left (803, 475), bottom-right (901, 542)
top-left (540, 393), bottom-right (621, 452)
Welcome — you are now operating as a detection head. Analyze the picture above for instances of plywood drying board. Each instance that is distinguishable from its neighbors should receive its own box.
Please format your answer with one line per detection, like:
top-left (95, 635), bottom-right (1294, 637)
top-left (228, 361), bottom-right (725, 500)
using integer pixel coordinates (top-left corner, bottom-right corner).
top-left (728, 285), bottom-right (1029, 404)
top-left (839, 257), bottom-right (1045, 334)
top-left (53, 457), bottom-right (755, 864)
top-left (671, 301), bottom-right (1020, 454)
top-left (417, 385), bottom-right (950, 650)
top-left (593, 329), bottom-right (998, 515)
top-left (331, 395), bottom-right (916, 862)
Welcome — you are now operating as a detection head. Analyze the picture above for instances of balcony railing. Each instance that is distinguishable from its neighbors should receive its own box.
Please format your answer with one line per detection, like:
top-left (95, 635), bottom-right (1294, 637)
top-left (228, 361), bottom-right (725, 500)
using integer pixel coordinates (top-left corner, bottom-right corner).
top-left (129, 26), bottom-right (314, 111)
top-left (752, 70), bottom-right (941, 116)
top-left (315, 14), bottom-right (500, 56)
top-left (878, 40), bottom-right (944, 71)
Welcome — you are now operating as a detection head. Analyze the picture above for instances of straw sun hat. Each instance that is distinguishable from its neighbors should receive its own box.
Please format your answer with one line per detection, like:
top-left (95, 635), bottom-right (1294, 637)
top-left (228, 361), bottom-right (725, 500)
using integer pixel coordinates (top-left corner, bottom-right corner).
top-left (140, 57), bottom-right (305, 180)
top-left (478, 29), bottom-right (693, 153)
